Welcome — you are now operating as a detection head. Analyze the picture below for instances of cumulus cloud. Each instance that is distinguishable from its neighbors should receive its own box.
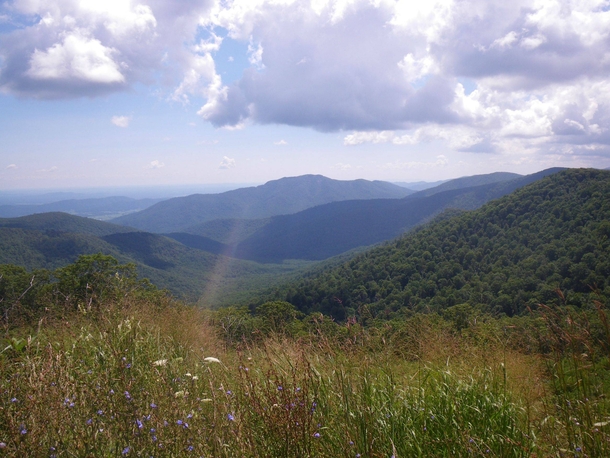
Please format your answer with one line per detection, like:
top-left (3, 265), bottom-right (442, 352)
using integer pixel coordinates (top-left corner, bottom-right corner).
top-left (1, 0), bottom-right (610, 164)
top-left (111, 115), bottom-right (131, 128)
top-left (0, 0), bottom-right (214, 98)
top-left (219, 156), bottom-right (235, 169)
top-left (147, 160), bottom-right (165, 169)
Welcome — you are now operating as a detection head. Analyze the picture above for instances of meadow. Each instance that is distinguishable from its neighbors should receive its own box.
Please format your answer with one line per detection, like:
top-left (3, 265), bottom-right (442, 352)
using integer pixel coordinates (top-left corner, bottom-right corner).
top-left (2, 290), bottom-right (609, 457)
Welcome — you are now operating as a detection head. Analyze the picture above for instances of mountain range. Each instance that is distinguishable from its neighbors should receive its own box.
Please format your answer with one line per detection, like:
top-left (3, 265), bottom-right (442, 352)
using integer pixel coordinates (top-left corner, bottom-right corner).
top-left (267, 168), bottom-right (610, 320)
top-left (163, 169), bottom-right (560, 263)
top-left (0, 168), bottom-right (589, 307)
top-left (110, 175), bottom-right (415, 233)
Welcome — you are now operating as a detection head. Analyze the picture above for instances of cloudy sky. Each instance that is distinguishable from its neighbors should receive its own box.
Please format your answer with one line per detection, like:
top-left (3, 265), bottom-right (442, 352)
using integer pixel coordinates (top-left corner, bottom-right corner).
top-left (1, 0), bottom-right (610, 190)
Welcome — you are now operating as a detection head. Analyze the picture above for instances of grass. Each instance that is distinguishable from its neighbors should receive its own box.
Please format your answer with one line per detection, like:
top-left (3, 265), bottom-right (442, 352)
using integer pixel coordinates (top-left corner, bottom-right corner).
top-left (1, 298), bottom-right (609, 457)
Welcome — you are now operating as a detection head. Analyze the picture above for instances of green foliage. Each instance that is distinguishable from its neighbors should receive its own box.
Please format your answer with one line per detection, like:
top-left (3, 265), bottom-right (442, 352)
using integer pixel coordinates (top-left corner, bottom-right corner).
top-left (275, 169), bottom-right (610, 320)
top-left (52, 254), bottom-right (143, 310)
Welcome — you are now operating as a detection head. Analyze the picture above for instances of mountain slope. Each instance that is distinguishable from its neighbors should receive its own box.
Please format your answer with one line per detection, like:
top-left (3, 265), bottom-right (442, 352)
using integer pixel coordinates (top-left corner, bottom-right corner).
top-left (269, 168), bottom-right (610, 320)
top-left (226, 168), bottom-right (562, 262)
top-left (111, 175), bottom-right (414, 233)
top-left (0, 212), bottom-right (138, 236)
top-left (0, 213), bottom-right (307, 302)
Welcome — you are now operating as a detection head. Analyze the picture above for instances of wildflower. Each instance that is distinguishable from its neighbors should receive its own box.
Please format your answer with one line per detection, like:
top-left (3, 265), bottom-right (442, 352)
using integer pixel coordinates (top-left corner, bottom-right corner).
top-left (125, 364), bottom-right (132, 369)
top-left (150, 403), bottom-right (157, 409)
top-left (187, 413), bottom-right (193, 419)
top-left (187, 445), bottom-right (194, 452)
top-left (20, 424), bottom-right (27, 435)
top-left (203, 357), bottom-right (221, 364)
top-left (86, 419), bottom-right (92, 425)
top-left (356, 454), bottom-right (361, 458)
top-left (124, 391), bottom-right (131, 400)
top-left (174, 391), bottom-right (185, 398)
top-left (10, 398), bottom-right (17, 403)
top-left (110, 389), bottom-right (115, 395)
top-left (277, 386), bottom-right (283, 391)
top-left (122, 446), bottom-right (130, 455)
top-left (150, 428), bottom-right (156, 433)
top-left (136, 419), bottom-right (143, 429)
top-left (176, 420), bottom-right (183, 426)
top-left (97, 410), bottom-right (104, 416)
top-left (0, 442), bottom-right (6, 449)
top-left (226, 390), bottom-right (232, 396)
top-left (227, 414), bottom-right (235, 421)
top-left (313, 432), bottom-right (320, 438)
top-left (153, 359), bottom-right (167, 367)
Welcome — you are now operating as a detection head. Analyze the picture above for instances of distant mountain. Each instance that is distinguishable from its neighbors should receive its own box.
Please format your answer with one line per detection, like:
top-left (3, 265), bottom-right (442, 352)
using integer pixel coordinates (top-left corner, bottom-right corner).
top-left (271, 168), bottom-right (610, 320)
top-left (225, 169), bottom-right (557, 262)
top-left (0, 196), bottom-right (163, 220)
top-left (111, 175), bottom-right (414, 233)
top-left (393, 179), bottom-right (449, 191)
top-left (180, 218), bottom-right (272, 244)
top-left (0, 212), bottom-right (307, 303)
top-left (0, 212), bottom-right (138, 236)
top-left (415, 172), bottom-right (522, 197)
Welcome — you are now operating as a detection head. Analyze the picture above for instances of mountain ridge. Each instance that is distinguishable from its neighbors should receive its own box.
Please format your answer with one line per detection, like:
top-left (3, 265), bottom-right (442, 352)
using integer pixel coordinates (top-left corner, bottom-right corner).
top-left (110, 175), bottom-right (414, 233)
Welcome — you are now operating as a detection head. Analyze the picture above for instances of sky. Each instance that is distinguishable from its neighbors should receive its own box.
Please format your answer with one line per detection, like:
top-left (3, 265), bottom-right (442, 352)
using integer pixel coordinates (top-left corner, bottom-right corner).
top-left (1, 0), bottom-right (610, 191)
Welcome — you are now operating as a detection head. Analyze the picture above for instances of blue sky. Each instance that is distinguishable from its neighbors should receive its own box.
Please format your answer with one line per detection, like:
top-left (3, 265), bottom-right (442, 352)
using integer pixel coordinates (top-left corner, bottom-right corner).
top-left (1, 0), bottom-right (610, 190)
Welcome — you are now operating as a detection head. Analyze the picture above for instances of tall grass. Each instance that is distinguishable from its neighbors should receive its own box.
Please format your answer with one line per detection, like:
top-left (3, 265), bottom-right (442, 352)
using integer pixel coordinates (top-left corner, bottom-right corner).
top-left (2, 296), bottom-right (609, 456)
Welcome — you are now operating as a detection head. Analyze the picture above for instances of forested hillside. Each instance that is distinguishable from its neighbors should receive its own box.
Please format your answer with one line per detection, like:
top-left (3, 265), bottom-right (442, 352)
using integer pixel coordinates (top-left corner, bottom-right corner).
top-left (272, 169), bottom-right (610, 320)
top-left (0, 213), bottom-right (308, 303)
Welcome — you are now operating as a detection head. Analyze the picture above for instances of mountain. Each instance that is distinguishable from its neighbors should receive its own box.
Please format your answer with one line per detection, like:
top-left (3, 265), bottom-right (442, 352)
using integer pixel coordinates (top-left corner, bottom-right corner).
top-left (415, 172), bottom-right (522, 197)
top-left (170, 169), bottom-right (560, 263)
top-left (393, 179), bottom-right (449, 191)
top-left (0, 212), bottom-right (308, 303)
top-left (111, 175), bottom-right (414, 233)
top-left (0, 196), bottom-right (163, 220)
top-left (267, 168), bottom-right (610, 320)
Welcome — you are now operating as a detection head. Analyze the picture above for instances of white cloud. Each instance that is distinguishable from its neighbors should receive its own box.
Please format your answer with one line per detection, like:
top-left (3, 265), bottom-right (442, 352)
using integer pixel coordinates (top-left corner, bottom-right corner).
top-left (274, 139), bottom-right (287, 145)
top-left (0, 0), bottom-right (215, 98)
top-left (38, 166), bottom-right (59, 172)
top-left (1, 0), bottom-right (610, 168)
top-left (27, 32), bottom-right (125, 84)
top-left (219, 156), bottom-right (236, 169)
top-left (344, 131), bottom-right (395, 145)
top-left (6, 164), bottom-right (17, 169)
top-left (147, 160), bottom-right (165, 169)
top-left (111, 115), bottom-right (131, 128)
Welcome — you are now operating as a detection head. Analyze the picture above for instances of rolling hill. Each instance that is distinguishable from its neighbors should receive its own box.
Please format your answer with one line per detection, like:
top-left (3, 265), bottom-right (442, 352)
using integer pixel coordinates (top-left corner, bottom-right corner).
top-left (0, 213), bottom-right (309, 303)
top-left (265, 168), bottom-right (610, 320)
top-left (111, 175), bottom-right (415, 233)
